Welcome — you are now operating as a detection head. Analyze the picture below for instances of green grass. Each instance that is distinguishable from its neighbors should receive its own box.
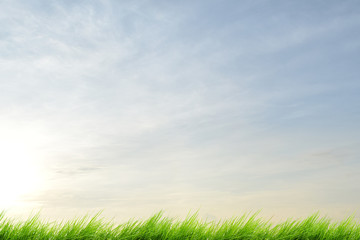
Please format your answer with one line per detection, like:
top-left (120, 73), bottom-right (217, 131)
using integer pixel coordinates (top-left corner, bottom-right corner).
top-left (0, 210), bottom-right (359, 239)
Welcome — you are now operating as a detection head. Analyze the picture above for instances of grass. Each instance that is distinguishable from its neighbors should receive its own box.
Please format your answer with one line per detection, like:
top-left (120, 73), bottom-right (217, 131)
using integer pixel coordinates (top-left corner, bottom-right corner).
top-left (0, 210), bottom-right (359, 239)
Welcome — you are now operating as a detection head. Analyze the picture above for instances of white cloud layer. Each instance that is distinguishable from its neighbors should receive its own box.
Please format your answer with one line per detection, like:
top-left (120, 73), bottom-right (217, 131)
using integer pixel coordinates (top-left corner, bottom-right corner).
top-left (0, 0), bottom-right (359, 222)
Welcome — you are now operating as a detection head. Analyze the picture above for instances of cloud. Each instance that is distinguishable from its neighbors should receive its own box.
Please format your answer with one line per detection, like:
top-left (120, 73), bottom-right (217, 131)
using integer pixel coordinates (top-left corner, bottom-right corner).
top-left (1, 0), bottom-right (360, 222)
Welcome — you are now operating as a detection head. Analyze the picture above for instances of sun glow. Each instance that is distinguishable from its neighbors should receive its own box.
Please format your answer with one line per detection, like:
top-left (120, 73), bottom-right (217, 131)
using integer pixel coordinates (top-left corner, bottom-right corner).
top-left (0, 128), bottom-right (44, 208)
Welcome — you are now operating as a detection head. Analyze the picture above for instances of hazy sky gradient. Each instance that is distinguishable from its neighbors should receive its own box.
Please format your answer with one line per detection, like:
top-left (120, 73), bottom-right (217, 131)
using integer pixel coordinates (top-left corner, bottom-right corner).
top-left (1, 0), bottom-right (360, 223)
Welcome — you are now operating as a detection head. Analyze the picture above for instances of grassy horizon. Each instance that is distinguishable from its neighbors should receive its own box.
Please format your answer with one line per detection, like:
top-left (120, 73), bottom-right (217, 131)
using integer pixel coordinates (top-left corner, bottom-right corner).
top-left (0, 210), bottom-right (359, 239)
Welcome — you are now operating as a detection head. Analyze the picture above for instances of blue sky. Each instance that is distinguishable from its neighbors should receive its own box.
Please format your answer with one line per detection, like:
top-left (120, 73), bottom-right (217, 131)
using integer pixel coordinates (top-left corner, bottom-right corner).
top-left (0, 0), bottom-right (360, 222)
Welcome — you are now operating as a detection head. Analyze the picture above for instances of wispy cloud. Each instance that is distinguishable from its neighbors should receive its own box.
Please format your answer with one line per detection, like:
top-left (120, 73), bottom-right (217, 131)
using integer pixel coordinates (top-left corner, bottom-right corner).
top-left (1, 0), bottom-right (360, 222)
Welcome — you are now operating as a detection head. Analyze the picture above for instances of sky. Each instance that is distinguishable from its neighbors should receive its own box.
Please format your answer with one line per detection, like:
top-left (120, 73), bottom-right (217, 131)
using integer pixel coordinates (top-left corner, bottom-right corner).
top-left (0, 0), bottom-right (360, 224)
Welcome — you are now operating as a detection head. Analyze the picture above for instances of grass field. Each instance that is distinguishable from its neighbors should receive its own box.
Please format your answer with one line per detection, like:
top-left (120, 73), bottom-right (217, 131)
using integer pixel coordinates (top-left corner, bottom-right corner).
top-left (0, 211), bottom-right (359, 239)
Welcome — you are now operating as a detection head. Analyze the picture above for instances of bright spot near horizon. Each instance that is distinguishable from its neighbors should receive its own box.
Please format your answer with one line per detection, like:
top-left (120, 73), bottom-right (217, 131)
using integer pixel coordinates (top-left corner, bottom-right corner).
top-left (0, 130), bottom-right (43, 208)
